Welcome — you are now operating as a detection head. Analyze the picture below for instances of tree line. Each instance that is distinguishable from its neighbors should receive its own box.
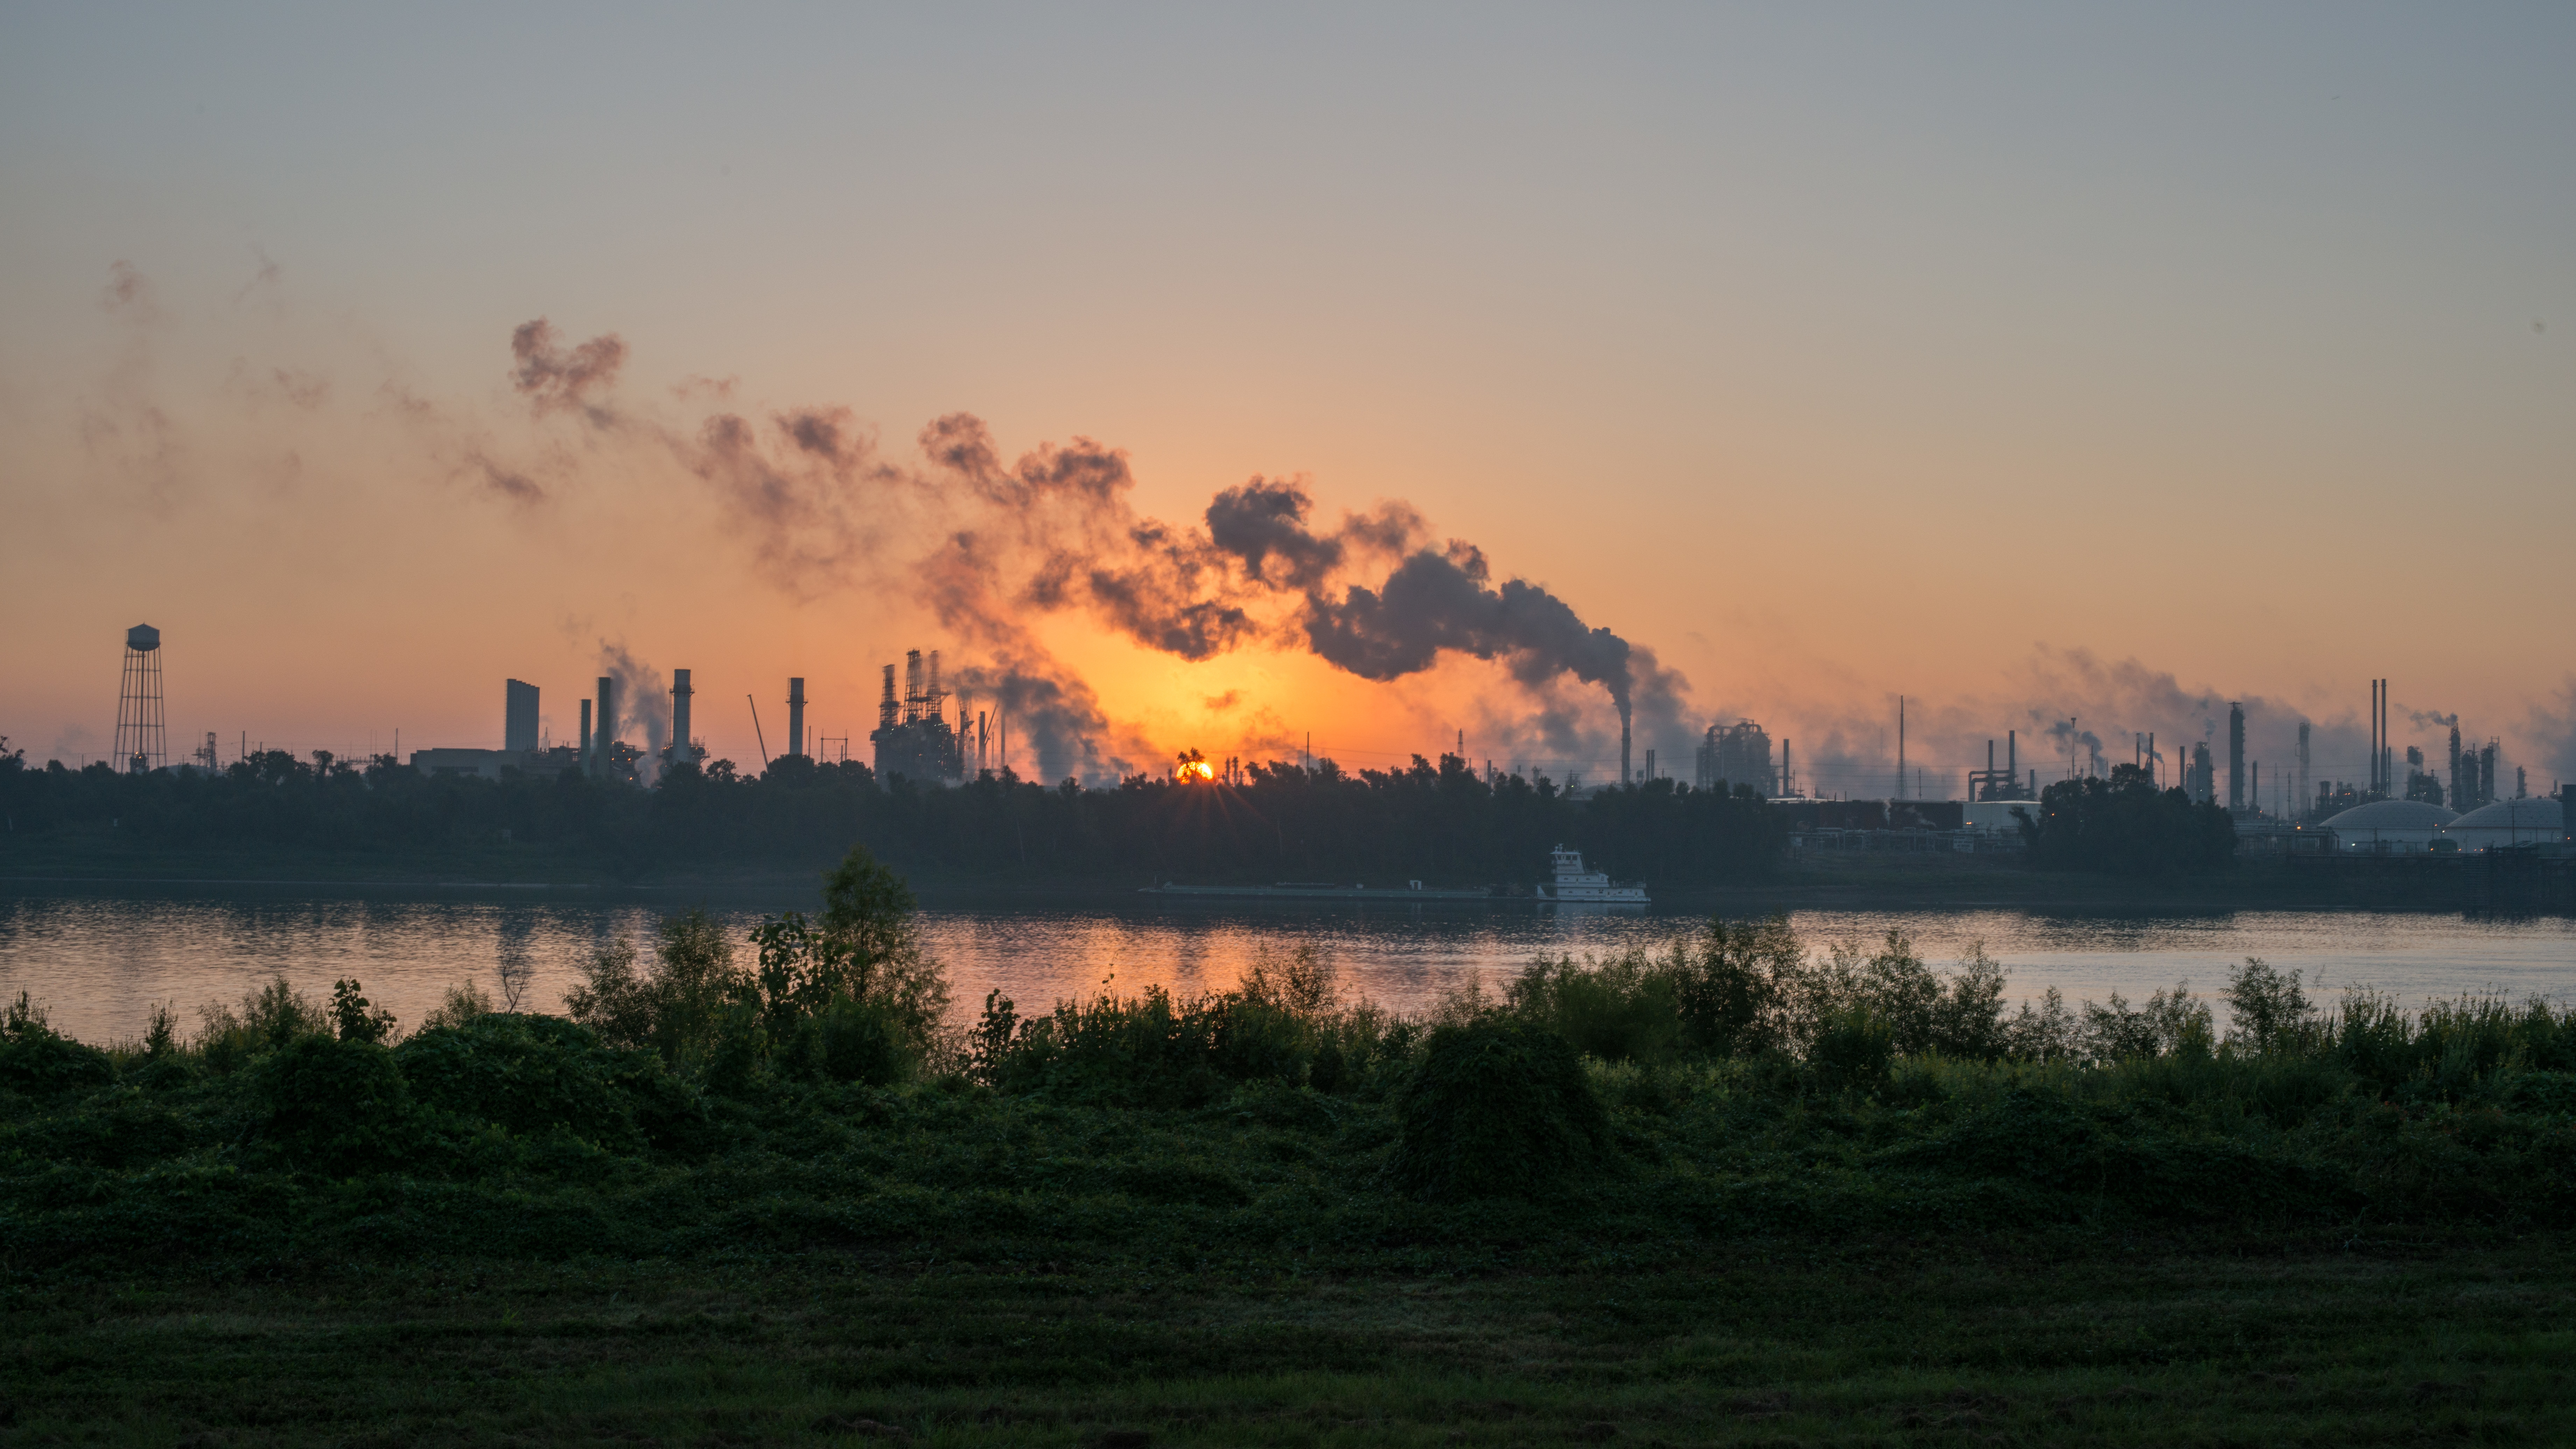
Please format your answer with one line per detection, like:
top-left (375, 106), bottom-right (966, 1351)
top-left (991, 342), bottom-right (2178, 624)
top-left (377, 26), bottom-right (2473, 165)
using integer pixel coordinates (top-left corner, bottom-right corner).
top-left (0, 743), bottom-right (1785, 887)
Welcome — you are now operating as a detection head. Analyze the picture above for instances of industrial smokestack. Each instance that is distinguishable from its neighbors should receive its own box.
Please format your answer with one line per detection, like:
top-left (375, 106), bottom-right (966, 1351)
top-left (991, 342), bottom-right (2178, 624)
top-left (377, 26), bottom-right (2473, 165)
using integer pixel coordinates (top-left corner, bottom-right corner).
top-left (787, 678), bottom-right (807, 760)
top-left (1620, 707), bottom-right (1632, 786)
top-left (2227, 702), bottom-right (2245, 813)
top-left (2007, 729), bottom-right (2017, 786)
top-left (579, 698), bottom-right (592, 765)
top-left (2448, 723), bottom-right (2463, 809)
top-left (595, 676), bottom-right (615, 779)
top-left (506, 679), bottom-right (539, 754)
top-left (671, 669), bottom-right (693, 768)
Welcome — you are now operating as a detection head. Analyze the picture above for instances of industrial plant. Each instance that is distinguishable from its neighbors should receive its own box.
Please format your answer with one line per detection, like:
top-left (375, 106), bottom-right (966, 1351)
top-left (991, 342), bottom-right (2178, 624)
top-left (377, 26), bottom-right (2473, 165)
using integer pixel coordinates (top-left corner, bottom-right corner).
top-left (869, 649), bottom-right (993, 785)
top-left (64, 625), bottom-right (2574, 860)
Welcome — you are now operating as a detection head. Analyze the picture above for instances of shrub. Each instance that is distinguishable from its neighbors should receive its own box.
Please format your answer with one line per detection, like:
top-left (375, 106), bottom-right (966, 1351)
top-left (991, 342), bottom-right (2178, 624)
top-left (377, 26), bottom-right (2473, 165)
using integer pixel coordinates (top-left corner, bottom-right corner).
top-left (1808, 1006), bottom-right (1895, 1093)
top-left (248, 1034), bottom-right (417, 1171)
top-left (818, 995), bottom-right (914, 1086)
top-left (2080, 981), bottom-right (2213, 1062)
top-left (330, 979), bottom-right (397, 1044)
top-left (197, 977), bottom-right (328, 1072)
top-left (0, 991), bottom-right (114, 1097)
top-left (418, 980), bottom-right (493, 1032)
top-left (1508, 951), bottom-right (1682, 1063)
top-left (2223, 958), bottom-right (2316, 1054)
top-left (1672, 916), bottom-right (1802, 1056)
top-left (1389, 1019), bottom-right (1607, 1201)
top-left (565, 910), bottom-right (749, 1066)
top-left (748, 845), bottom-right (951, 1058)
top-left (397, 1013), bottom-right (646, 1146)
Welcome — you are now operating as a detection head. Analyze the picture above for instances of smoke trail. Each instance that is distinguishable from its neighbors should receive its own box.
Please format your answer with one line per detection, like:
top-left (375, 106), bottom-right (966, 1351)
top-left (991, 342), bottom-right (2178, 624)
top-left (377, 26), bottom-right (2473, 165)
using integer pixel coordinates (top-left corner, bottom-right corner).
top-left (2409, 708), bottom-right (2459, 729)
top-left (511, 320), bottom-right (626, 426)
top-left (599, 642), bottom-right (667, 783)
top-left (499, 322), bottom-right (1695, 771)
top-left (1203, 477), bottom-right (1689, 752)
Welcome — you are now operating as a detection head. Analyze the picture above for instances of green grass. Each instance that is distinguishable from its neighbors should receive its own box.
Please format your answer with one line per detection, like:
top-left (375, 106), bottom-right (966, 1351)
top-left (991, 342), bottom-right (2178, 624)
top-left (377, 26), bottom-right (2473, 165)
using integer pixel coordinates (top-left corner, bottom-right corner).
top-left (8, 1236), bottom-right (2572, 1444)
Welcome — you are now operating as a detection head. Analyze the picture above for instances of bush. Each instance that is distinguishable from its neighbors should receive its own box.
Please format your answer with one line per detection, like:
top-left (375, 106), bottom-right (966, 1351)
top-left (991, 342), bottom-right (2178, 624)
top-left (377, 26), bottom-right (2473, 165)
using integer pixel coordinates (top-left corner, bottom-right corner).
top-left (197, 977), bottom-right (329, 1073)
top-left (248, 1034), bottom-right (418, 1172)
top-left (1389, 1019), bottom-right (1607, 1201)
top-left (818, 996), bottom-right (914, 1086)
top-left (397, 1013), bottom-right (651, 1146)
top-left (0, 992), bottom-right (114, 1097)
top-left (1808, 1007), bottom-right (1895, 1093)
top-left (2223, 958), bottom-right (2316, 1054)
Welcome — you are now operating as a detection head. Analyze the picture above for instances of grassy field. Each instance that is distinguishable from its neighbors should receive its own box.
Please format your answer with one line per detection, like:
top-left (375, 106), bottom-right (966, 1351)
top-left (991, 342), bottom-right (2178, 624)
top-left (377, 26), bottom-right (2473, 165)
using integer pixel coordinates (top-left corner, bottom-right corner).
top-left (9, 1234), bottom-right (2571, 1445)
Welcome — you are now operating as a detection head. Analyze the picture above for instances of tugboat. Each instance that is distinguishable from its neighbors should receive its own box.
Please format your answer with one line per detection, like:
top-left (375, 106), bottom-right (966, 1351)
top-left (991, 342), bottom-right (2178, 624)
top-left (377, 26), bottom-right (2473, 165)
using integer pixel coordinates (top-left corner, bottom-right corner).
top-left (1535, 845), bottom-right (1648, 905)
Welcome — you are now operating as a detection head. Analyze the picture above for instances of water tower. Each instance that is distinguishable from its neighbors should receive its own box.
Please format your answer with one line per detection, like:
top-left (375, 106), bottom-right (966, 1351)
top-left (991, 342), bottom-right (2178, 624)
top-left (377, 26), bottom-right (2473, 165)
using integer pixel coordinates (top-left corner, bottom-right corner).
top-left (114, 623), bottom-right (165, 773)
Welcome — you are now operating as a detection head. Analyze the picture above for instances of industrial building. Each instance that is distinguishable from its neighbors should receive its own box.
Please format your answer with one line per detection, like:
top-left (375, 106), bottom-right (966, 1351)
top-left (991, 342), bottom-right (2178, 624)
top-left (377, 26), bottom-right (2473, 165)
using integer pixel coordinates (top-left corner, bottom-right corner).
top-left (1694, 720), bottom-right (1774, 796)
top-left (869, 648), bottom-right (993, 786)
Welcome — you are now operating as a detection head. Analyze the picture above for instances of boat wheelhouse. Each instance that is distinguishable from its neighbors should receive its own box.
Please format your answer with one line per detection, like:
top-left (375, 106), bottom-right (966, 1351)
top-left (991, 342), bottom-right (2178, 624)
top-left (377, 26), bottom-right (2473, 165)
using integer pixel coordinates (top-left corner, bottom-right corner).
top-left (1536, 846), bottom-right (1648, 904)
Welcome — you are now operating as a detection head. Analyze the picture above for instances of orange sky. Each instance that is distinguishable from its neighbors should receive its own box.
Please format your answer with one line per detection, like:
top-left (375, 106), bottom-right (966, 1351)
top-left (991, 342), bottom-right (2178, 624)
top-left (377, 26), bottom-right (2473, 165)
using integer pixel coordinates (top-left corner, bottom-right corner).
top-left (4, 8), bottom-right (2572, 798)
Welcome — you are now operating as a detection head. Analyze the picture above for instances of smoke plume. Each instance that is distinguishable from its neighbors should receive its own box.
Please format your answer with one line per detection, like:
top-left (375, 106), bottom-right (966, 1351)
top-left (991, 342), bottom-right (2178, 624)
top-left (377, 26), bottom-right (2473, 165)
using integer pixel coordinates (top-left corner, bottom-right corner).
top-left (511, 320), bottom-right (626, 427)
top-left (599, 642), bottom-right (667, 782)
top-left (496, 321), bottom-right (1692, 776)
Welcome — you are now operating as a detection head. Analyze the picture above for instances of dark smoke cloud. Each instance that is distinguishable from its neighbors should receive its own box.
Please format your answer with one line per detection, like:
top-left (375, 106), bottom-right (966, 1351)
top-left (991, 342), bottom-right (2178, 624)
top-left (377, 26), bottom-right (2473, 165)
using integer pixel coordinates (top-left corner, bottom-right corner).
top-left (489, 322), bottom-right (1697, 776)
top-left (511, 319), bottom-right (626, 426)
top-left (1205, 478), bottom-right (1690, 752)
top-left (2409, 709), bottom-right (2459, 729)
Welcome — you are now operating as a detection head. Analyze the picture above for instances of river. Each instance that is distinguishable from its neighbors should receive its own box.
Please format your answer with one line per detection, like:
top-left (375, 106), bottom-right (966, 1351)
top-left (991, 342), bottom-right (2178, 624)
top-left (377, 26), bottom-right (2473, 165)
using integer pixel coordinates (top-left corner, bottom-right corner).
top-left (3, 887), bottom-right (2571, 1045)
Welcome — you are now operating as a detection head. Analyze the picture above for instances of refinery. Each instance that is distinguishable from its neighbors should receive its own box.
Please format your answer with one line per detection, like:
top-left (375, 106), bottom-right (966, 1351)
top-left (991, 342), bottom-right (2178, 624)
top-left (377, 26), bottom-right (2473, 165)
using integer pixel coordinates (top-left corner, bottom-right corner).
top-left (70, 624), bottom-right (2576, 858)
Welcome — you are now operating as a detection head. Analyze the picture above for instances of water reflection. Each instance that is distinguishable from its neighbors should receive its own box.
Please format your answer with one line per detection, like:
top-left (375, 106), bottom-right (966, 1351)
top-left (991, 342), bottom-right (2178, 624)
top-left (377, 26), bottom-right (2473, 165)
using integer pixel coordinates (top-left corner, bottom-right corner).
top-left (1, 889), bottom-right (2568, 1046)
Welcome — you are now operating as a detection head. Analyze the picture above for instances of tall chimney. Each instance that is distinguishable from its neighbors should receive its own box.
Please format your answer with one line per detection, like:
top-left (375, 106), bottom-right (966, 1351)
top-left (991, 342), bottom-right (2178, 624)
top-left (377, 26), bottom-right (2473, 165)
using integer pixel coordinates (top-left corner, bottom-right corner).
top-left (595, 677), bottom-right (615, 779)
top-left (2227, 702), bottom-right (2245, 812)
top-left (579, 698), bottom-right (592, 765)
top-left (2369, 680), bottom-right (2380, 794)
top-left (505, 679), bottom-right (539, 754)
top-left (1620, 706), bottom-right (1632, 786)
top-left (788, 678), bottom-right (807, 760)
top-left (2007, 729), bottom-right (2017, 790)
top-left (671, 669), bottom-right (693, 768)
top-left (879, 664), bottom-right (897, 732)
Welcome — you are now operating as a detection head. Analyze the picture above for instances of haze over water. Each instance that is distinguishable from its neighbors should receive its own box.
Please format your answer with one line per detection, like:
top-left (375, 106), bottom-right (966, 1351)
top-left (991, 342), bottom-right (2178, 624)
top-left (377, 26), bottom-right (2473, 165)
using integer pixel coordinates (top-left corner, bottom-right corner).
top-left (4, 891), bottom-right (2569, 1048)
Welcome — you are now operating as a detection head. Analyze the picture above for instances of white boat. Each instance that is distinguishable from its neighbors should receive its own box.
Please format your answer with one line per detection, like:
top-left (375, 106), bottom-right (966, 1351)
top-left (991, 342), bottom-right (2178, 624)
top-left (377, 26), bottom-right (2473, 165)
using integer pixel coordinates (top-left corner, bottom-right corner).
top-left (1535, 846), bottom-right (1648, 904)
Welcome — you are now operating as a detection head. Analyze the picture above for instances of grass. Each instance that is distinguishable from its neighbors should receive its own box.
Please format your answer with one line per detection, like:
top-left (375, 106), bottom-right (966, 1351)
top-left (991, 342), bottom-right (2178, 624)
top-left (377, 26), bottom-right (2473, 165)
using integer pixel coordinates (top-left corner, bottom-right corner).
top-left (8, 1235), bottom-right (2573, 1444)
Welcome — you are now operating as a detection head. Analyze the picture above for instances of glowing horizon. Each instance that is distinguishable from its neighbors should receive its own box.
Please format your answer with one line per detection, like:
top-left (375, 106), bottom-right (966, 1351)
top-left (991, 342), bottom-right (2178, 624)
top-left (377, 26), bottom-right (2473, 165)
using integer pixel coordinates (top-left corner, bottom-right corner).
top-left (4, 7), bottom-right (2571, 801)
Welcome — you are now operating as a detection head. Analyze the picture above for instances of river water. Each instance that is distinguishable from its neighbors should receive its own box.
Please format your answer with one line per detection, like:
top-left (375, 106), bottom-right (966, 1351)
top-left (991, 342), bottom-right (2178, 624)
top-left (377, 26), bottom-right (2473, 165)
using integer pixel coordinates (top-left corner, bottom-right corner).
top-left (2, 888), bottom-right (2571, 1046)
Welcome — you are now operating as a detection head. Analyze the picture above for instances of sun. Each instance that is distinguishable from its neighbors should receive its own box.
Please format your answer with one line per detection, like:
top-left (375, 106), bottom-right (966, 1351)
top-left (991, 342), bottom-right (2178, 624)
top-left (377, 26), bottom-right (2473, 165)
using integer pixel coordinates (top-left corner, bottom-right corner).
top-left (1173, 748), bottom-right (1214, 783)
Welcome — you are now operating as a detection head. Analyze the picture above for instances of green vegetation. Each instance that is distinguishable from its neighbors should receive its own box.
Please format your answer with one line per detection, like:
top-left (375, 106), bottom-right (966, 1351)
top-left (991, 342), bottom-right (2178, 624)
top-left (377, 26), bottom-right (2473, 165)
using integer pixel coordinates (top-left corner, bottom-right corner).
top-left (7, 845), bottom-right (2575, 1441)
top-left (0, 740), bottom-right (1781, 887)
top-left (2019, 763), bottom-right (2238, 875)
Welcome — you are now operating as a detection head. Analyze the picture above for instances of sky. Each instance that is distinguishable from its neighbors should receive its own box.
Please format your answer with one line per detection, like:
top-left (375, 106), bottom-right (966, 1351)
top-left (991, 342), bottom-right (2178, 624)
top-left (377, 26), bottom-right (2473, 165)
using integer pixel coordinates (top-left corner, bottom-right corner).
top-left (4, 4), bottom-right (2571, 800)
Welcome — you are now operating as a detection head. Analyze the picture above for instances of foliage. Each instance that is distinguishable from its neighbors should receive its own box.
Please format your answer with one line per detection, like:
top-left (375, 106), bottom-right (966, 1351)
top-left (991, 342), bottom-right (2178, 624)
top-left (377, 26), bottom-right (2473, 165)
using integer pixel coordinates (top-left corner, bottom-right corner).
top-left (2019, 763), bottom-right (2237, 875)
top-left (330, 978), bottom-right (397, 1044)
top-left (0, 991), bottom-right (116, 1096)
top-left (0, 746), bottom-right (1786, 888)
top-left (195, 976), bottom-right (329, 1073)
top-left (13, 889), bottom-right (2576, 1296)
top-left (1388, 1019), bottom-right (1608, 1201)
top-left (563, 909), bottom-right (750, 1066)
top-left (2222, 956), bottom-right (2316, 1053)
top-left (748, 844), bottom-right (948, 1055)
top-left (246, 1034), bottom-right (417, 1172)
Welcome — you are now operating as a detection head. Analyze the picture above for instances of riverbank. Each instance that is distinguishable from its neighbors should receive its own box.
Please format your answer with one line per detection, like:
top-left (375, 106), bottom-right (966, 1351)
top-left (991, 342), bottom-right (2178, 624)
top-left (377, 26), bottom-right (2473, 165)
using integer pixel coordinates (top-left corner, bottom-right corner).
top-left (7, 830), bottom-right (2562, 919)
top-left (10, 1234), bottom-right (2567, 1445)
